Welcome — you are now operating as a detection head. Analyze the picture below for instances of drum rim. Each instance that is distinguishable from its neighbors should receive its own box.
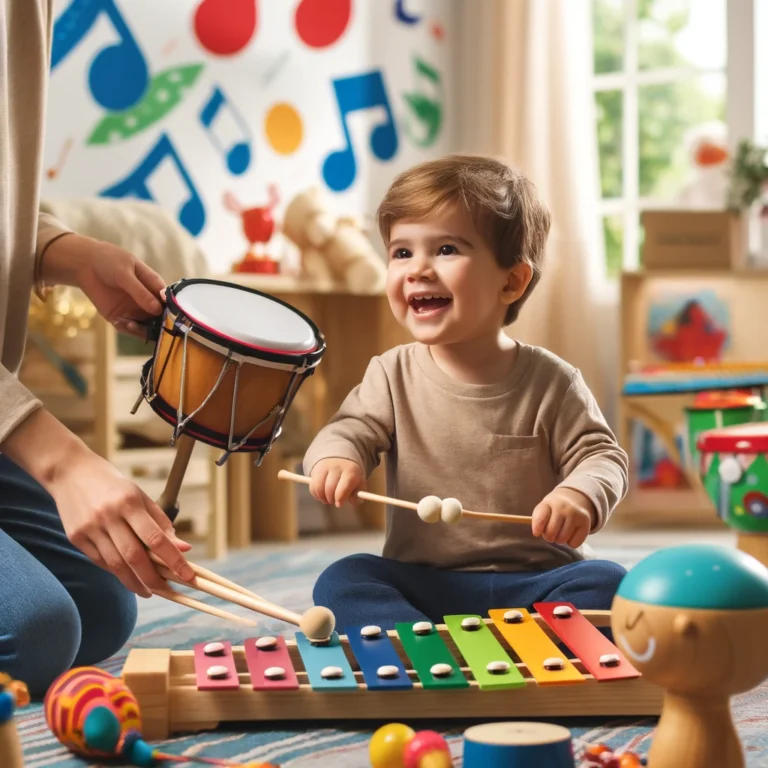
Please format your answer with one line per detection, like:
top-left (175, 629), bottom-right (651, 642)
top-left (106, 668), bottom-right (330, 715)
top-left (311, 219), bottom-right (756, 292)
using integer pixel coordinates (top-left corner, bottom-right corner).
top-left (166, 278), bottom-right (326, 365)
top-left (697, 423), bottom-right (768, 453)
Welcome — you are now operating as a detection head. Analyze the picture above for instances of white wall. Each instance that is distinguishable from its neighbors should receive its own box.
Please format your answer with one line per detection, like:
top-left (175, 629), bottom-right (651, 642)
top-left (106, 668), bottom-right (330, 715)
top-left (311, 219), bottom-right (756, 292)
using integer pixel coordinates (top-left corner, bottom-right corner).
top-left (757, 0), bottom-right (768, 142)
top-left (43, 0), bottom-right (458, 273)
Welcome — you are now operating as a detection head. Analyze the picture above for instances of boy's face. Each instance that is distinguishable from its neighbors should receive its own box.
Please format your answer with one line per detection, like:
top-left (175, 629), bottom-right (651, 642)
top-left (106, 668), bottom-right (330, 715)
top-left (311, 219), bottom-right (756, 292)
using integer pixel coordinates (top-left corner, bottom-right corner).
top-left (385, 205), bottom-right (519, 345)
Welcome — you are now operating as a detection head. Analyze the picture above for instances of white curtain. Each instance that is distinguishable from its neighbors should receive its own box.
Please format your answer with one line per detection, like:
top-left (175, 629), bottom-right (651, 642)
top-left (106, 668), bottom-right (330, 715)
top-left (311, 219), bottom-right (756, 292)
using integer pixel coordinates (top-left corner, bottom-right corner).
top-left (454, 0), bottom-right (619, 425)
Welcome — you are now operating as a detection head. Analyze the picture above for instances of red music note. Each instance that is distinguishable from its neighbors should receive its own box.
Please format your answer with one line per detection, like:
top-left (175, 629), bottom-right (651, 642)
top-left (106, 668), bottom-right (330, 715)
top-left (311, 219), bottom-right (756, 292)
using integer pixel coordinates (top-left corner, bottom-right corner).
top-left (294, 0), bottom-right (351, 49)
top-left (193, 0), bottom-right (257, 56)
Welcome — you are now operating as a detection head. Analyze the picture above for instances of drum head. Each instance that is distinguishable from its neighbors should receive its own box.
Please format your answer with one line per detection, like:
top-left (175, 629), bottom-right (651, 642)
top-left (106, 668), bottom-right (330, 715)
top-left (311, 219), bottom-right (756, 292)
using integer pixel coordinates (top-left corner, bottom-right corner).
top-left (174, 281), bottom-right (318, 354)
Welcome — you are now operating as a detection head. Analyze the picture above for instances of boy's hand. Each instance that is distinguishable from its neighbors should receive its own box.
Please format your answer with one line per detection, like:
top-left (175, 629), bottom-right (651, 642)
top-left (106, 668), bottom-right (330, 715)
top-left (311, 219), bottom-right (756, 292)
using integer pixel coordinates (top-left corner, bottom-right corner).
top-left (531, 488), bottom-right (595, 548)
top-left (309, 458), bottom-right (366, 508)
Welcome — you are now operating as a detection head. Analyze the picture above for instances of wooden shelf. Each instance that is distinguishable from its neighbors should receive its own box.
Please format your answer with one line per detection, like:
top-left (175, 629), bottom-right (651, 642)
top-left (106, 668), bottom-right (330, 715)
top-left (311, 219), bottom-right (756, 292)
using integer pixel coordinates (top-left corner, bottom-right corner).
top-left (215, 271), bottom-right (386, 297)
top-left (617, 268), bottom-right (768, 526)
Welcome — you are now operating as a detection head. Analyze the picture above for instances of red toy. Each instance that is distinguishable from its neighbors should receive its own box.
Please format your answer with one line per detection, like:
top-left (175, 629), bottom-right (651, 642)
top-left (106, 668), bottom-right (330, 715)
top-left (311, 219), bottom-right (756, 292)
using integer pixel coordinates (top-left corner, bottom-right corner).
top-left (226, 186), bottom-right (281, 274)
top-left (583, 743), bottom-right (645, 767)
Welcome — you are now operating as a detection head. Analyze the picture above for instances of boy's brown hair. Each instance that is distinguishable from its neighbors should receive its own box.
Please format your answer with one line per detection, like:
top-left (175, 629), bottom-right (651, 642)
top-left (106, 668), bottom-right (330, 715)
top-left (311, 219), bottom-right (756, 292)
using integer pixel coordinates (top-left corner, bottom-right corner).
top-left (377, 154), bottom-right (551, 325)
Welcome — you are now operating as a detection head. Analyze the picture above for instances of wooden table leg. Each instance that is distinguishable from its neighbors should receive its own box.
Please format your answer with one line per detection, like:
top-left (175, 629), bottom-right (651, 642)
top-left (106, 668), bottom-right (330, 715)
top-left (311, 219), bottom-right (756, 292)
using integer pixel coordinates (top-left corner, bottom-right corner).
top-left (227, 452), bottom-right (253, 548)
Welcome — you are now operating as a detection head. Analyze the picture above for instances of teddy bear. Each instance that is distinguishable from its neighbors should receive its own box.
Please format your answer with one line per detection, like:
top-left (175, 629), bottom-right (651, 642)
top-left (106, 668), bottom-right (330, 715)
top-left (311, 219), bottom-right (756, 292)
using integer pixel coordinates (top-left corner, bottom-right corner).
top-left (282, 187), bottom-right (387, 293)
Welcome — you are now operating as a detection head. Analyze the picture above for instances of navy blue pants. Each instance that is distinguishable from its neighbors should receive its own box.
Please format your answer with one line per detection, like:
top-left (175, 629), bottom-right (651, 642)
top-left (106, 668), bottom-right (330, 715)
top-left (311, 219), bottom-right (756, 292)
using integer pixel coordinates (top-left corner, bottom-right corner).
top-left (313, 553), bottom-right (627, 633)
top-left (0, 455), bottom-right (137, 695)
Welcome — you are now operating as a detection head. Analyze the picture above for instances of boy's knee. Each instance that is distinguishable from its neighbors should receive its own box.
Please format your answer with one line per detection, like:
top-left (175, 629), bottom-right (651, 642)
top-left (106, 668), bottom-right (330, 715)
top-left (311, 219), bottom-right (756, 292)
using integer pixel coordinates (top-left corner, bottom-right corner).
top-left (0, 590), bottom-right (81, 696)
top-left (313, 554), bottom-right (379, 604)
top-left (75, 573), bottom-right (137, 666)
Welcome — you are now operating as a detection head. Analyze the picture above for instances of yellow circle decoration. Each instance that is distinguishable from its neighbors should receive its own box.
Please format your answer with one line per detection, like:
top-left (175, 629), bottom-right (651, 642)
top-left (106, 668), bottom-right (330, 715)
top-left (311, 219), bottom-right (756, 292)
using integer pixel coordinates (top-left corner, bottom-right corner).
top-left (264, 103), bottom-right (303, 155)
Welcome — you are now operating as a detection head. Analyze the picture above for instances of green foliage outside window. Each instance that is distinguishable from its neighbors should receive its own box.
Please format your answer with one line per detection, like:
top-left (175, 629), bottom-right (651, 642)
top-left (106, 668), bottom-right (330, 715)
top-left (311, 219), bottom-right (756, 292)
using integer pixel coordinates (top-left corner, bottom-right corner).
top-left (593, 0), bottom-right (726, 278)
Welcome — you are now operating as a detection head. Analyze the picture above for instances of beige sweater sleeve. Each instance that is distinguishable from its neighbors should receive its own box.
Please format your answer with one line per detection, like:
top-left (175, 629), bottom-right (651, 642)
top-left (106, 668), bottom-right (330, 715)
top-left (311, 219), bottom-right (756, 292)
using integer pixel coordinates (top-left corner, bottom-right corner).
top-left (303, 357), bottom-right (395, 477)
top-left (0, 213), bottom-right (72, 444)
top-left (551, 370), bottom-right (629, 532)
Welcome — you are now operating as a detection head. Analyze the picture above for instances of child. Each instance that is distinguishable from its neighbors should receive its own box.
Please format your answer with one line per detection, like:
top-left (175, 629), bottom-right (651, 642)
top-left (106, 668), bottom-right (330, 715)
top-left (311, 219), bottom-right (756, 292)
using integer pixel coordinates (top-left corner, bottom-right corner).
top-left (303, 155), bottom-right (629, 630)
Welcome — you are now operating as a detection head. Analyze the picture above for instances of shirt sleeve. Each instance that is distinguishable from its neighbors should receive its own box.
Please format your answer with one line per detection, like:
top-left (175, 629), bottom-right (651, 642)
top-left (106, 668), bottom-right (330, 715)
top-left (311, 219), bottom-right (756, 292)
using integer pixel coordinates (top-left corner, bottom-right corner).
top-left (551, 369), bottom-right (629, 532)
top-left (303, 357), bottom-right (395, 477)
top-left (36, 211), bottom-right (73, 267)
top-left (0, 364), bottom-right (42, 445)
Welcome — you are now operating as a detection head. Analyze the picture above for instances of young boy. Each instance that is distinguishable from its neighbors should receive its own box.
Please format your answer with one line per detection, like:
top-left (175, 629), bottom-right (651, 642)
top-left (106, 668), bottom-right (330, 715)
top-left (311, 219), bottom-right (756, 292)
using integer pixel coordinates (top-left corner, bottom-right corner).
top-left (303, 155), bottom-right (628, 630)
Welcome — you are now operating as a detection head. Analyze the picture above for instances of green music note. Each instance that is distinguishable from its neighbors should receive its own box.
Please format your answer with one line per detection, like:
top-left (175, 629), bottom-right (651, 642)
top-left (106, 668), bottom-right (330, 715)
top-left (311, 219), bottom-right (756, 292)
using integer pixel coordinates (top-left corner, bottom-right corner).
top-left (402, 56), bottom-right (443, 148)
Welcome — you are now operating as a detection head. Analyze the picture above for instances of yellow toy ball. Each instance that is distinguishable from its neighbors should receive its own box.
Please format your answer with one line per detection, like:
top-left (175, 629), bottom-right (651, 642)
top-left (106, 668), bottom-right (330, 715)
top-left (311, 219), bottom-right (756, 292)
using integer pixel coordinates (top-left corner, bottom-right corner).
top-left (369, 722), bottom-right (416, 767)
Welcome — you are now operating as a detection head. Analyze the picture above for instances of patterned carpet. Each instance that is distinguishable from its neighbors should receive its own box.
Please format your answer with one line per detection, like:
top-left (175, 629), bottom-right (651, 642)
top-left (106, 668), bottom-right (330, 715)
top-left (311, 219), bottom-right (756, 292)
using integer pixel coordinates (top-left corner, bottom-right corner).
top-left (15, 533), bottom-right (768, 767)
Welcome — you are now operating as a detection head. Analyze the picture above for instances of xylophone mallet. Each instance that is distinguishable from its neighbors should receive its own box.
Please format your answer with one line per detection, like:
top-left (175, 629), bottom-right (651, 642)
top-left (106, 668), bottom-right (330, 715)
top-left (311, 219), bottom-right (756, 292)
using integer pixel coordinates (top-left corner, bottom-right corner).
top-left (278, 470), bottom-right (531, 526)
top-left (154, 563), bottom-right (335, 642)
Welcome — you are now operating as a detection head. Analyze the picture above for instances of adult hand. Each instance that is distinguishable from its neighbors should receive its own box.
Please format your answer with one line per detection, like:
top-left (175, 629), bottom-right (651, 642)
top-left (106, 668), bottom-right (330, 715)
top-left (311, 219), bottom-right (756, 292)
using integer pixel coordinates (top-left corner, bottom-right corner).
top-left (42, 233), bottom-right (166, 337)
top-left (47, 441), bottom-right (195, 598)
top-left (531, 487), bottom-right (595, 549)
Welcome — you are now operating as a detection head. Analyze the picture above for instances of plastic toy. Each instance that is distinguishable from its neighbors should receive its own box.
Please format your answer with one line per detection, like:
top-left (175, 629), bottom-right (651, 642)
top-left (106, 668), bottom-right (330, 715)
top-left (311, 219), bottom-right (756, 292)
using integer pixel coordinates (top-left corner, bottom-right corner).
top-left (611, 543), bottom-right (768, 768)
top-left (369, 724), bottom-right (451, 767)
top-left (0, 673), bottom-right (30, 768)
top-left (697, 422), bottom-right (768, 567)
top-left (44, 666), bottom-right (276, 767)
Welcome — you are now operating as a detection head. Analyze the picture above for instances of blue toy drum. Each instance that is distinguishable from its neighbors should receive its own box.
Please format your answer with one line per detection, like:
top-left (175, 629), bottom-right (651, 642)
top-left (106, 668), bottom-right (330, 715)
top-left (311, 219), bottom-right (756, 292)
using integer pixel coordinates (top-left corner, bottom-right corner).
top-left (462, 722), bottom-right (575, 768)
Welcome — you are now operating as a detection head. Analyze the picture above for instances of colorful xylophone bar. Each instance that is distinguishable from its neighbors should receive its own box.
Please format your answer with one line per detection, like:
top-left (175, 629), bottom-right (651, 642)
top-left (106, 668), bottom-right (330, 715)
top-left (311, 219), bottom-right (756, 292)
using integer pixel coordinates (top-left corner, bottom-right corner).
top-left (121, 604), bottom-right (663, 740)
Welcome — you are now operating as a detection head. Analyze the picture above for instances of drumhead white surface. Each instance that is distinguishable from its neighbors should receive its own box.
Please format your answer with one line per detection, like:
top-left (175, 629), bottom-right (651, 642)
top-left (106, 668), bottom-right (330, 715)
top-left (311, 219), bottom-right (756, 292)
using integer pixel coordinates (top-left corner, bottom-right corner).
top-left (463, 722), bottom-right (572, 746)
top-left (175, 283), bottom-right (317, 352)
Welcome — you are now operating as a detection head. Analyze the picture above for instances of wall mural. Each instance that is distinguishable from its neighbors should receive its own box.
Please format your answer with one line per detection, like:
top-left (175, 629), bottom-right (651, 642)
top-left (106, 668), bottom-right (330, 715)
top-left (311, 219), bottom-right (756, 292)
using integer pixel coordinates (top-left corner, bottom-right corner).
top-left (42, 0), bottom-right (455, 274)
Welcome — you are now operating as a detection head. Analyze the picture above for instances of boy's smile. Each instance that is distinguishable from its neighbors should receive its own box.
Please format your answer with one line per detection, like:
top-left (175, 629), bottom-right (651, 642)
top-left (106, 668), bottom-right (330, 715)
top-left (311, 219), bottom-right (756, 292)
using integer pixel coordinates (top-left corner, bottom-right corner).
top-left (385, 205), bottom-right (519, 346)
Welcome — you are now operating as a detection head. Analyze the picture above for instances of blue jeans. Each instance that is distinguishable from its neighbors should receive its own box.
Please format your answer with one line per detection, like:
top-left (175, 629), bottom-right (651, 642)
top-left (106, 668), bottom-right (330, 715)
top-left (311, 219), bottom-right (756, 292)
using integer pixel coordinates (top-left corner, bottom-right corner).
top-left (313, 553), bottom-right (627, 633)
top-left (0, 455), bottom-right (137, 696)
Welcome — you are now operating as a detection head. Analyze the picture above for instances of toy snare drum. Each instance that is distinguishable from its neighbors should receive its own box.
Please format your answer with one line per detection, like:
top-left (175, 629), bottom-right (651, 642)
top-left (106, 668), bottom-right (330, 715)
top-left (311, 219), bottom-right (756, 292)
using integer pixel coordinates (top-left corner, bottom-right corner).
top-left (135, 279), bottom-right (325, 464)
top-left (697, 422), bottom-right (768, 567)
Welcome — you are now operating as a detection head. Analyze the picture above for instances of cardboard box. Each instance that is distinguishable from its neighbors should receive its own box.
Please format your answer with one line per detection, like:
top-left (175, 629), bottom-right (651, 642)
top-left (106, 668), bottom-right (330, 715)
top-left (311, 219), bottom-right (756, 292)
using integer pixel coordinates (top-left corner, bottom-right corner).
top-left (641, 210), bottom-right (747, 270)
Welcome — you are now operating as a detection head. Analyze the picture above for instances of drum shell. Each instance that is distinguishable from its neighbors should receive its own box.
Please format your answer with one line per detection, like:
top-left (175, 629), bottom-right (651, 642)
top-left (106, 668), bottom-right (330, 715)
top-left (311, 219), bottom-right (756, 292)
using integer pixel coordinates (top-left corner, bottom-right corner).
top-left (686, 403), bottom-right (765, 472)
top-left (152, 313), bottom-right (295, 444)
top-left (462, 723), bottom-right (575, 768)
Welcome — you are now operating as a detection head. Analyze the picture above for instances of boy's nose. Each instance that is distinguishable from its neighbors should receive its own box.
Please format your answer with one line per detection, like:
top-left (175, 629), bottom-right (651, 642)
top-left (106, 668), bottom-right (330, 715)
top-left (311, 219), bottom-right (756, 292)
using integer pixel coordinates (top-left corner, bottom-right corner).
top-left (406, 255), bottom-right (435, 281)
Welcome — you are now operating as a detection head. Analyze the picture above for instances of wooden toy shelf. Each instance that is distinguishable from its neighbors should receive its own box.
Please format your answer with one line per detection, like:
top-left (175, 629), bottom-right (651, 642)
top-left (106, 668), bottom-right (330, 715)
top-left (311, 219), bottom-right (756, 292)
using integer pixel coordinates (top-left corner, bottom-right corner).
top-left (617, 268), bottom-right (768, 526)
top-left (219, 273), bottom-right (411, 546)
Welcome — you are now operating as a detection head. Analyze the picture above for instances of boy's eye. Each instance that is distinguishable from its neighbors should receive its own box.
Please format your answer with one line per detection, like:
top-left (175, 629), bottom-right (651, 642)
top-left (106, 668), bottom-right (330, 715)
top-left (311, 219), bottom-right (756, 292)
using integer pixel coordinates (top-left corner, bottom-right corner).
top-left (392, 248), bottom-right (411, 259)
top-left (438, 244), bottom-right (457, 255)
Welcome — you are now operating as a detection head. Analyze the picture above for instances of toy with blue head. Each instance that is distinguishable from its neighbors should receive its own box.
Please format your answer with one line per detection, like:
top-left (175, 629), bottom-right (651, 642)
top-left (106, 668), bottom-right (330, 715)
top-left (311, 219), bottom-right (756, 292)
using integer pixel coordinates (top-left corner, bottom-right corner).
top-left (611, 544), bottom-right (768, 768)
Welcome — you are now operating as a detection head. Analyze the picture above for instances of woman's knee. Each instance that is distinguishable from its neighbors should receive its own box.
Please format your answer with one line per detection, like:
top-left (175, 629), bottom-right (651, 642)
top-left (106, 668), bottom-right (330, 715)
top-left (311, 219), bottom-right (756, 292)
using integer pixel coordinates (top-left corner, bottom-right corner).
top-left (0, 589), bottom-right (81, 696)
top-left (74, 571), bottom-right (137, 666)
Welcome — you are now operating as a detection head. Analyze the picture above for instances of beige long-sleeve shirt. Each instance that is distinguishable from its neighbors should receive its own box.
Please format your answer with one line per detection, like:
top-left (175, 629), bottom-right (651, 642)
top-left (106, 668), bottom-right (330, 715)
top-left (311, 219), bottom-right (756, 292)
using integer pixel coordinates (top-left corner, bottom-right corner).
top-left (0, 1), bottom-right (72, 443)
top-left (304, 342), bottom-right (628, 572)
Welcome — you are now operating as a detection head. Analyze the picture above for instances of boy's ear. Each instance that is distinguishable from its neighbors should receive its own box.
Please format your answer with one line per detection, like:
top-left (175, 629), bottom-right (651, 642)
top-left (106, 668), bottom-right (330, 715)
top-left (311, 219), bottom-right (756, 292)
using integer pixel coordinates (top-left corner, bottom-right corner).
top-left (501, 263), bottom-right (533, 305)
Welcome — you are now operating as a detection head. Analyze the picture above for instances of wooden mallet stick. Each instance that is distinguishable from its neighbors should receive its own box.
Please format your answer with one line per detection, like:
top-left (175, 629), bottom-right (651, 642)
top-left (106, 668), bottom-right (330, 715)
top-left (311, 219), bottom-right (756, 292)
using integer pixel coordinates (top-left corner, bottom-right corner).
top-left (156, 432), bottom-right (196, 523)
top-left (277, 469), bottom-right (531, 525)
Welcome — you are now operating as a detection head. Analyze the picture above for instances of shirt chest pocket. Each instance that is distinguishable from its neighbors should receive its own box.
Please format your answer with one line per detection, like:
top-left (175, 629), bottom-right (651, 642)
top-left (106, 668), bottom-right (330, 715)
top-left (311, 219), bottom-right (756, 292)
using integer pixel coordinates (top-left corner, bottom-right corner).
top-left (485, 434), bottom-right (555, 513)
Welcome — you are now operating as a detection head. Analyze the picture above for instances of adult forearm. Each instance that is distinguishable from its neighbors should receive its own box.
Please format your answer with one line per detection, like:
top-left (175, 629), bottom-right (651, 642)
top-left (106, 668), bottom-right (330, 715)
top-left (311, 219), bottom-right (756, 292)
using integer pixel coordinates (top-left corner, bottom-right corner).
top-left (0, 407), bottom-right (90, 491)
top-left (38, 232), bottom-right (88, 288)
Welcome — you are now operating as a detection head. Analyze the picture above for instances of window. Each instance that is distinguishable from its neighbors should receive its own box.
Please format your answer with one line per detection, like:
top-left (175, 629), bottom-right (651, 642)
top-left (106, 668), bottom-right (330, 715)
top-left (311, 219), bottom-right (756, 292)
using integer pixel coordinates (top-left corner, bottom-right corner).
top-left (592, 0), bottom-right (729, 278)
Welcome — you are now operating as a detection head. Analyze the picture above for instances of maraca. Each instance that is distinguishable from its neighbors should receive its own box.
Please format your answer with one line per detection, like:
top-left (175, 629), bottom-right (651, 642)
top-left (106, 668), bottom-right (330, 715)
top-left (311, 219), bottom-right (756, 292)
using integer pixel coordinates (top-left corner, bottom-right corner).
top-left (44, 666), bottom-right (276, 767)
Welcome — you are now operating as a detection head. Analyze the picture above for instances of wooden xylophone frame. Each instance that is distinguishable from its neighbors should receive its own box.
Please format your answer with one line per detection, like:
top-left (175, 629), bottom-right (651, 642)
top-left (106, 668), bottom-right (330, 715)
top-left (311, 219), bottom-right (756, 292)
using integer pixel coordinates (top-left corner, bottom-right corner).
top-left (122, 608), bottom-right (664, 740)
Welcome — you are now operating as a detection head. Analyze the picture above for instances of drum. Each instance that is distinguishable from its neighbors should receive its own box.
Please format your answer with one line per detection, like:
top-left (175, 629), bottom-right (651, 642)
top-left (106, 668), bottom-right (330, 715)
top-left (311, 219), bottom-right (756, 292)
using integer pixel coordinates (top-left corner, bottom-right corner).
top-left (462, 722), bottom-right (575, 768)
top-left (685, 390), bottom-right (765, 473)
top-left (697, 422), bottom-right (768, 567)
top-left (136, 279), bottom-right (325, 464)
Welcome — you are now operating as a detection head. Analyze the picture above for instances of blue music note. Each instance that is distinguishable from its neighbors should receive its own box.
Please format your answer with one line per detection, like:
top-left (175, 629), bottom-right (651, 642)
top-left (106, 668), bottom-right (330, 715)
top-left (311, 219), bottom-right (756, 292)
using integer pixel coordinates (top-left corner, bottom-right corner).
top-left (322, 70), bottom-right (399, 193)
top-left (51, 0), bottom-right (149, 112)
top-left (100, 133), bottom-right (206, 236)
top-left (199, 86), bottom-right (252, 176)
top-left (395, 0), bottom-right (421, 24)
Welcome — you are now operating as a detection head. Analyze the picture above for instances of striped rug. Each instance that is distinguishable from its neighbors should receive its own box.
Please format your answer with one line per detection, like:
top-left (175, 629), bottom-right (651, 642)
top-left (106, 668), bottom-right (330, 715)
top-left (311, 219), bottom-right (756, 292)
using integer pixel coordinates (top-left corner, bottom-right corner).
top-left (15, 537), bottom-right (768, 767)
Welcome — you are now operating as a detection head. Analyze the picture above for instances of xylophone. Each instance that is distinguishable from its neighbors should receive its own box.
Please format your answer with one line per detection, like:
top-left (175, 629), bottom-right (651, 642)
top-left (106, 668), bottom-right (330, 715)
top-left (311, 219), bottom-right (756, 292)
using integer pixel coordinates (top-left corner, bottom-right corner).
top-left (122, 603), bottom-right (664, 740)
